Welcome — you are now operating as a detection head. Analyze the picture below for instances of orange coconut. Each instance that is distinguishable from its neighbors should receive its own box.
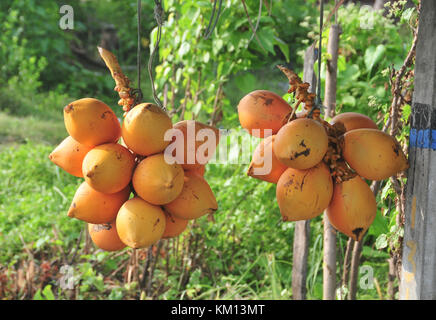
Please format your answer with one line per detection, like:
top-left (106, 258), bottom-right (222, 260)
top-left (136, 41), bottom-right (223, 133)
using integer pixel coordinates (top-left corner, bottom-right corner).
top-left (82, 143), bottom-right (135, 194)
top-left (132, 153), bottom-right (185, 205)
top-left (247, 135), bottom-right (287, 184)
top-left (342, 128), bottom-right (409, 180)
top-left (274, 118), bottom-right (328, 170)
top-left (162, 211), bottom-right (190, 239)
top-left (49, 136), bottom-right (92, 177)
top-left (237, 90), bottom-right (292, 138)
top-left (63, 98), bottom-right (121, 147)
top-left (164, 171), bottom-right (218, 220)
top-left (67, 182), bottom-right (130, 224)
top-left (121, 103), bottom-right (172, 156)
top-left (276, 162), bottom-right (333, 221)
top-left (88, 221), bottom-right (126, 251)
top-left (168, 120), bottom-right (220, 171)
top-left (330, 112), bottom-right (378, 131)
top-left (327, 176), bottom-right (377, 241)
top-left (116, 197), bottom-right (166, 248)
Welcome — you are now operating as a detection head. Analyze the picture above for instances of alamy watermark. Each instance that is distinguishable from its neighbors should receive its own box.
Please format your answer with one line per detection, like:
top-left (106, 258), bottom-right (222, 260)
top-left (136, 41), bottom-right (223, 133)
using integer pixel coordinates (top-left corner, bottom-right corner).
top-left (59, 264), bottom-right (75, 290)
top-left (359, 265), bottom-right (374, 290)
top-left (359, 5), bottom-right (376, 30)
top-left (59, 5), bottom-right (74, 30)
top-left (161, 121), bottom-right (274, 174)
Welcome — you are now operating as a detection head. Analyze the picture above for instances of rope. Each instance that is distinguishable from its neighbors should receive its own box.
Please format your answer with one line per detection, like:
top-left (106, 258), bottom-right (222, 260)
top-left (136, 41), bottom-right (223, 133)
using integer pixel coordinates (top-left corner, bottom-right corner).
top-left (241, 0), bottom-right (266, 51)
top-left (204, 0), bottom-right (223, 39)
top-left (137, 0), bottom-right (141, 93)
top-left (148, 0), bottom-right (165, 109)
top-left (316, 0), bottom-right (324, 106)
top-left (132, 0), bottom-right (143, 106)
top-left (249, 0), bottom-right (263, 44)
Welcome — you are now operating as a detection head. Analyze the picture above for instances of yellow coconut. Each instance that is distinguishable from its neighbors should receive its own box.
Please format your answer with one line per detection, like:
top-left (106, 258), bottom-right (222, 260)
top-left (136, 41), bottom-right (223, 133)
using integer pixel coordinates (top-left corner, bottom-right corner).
top-left (68, 182), bottom-right (130, 224)
top-left (63, 98), bottom-right (121, 147)
top-left (82, 143), bottom-right (135, 194)
top-left (121, 103), bottom-right (172, 156)
top-left (169, 120), bottom-right (220, 171)
top-left (49, 136), bottom-right (92, 177)
top-left (327, 176), bottom-right (377, 241)
top-left (342, 128), bottom-right (409, 180)
top-left (274, 118), bottom-right (328, 170)
top-left (164, 171), bottom-right (218, 220)
top-left (162, 210), bottom-right (190, 239)
top-left (88, 221), bottom-right (126, 252)
top-left (330, 112), bottom-right (378, 132)
top-left (276, 162), bottom-right (333, 221)
top-left (132, 153), bottom-right (184, 205)
top-left (116, 197), bottom-right (166, 248)
top-left (247, 135), bottom-right (288, 184)
top-left (237, 90), bottom-right (293, 138)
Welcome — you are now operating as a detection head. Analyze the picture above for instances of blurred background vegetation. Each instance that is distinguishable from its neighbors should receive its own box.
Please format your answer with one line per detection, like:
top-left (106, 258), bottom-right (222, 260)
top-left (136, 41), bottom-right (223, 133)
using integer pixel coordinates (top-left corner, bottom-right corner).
top-left (0, 0), bottom-right (417, 300)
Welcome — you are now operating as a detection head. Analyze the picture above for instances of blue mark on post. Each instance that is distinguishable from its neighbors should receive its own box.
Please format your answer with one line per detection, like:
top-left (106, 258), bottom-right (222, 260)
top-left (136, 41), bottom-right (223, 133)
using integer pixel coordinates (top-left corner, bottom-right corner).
top-left (409, 103), bottom-right (436, 150)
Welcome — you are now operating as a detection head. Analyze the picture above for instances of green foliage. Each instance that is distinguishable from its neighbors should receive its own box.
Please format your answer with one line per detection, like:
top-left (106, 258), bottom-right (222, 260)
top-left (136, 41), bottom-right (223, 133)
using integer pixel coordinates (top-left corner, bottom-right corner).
top-left (0, 0), bottom-right (156, 101)
top-left (310, 3), bottom-right (415, 120)
top-left (154, 0), bottom-right (317, 127)
top-left (34, 285), bottom-right (55, 300)
top-left (0, 7), bottom-right (47, 95)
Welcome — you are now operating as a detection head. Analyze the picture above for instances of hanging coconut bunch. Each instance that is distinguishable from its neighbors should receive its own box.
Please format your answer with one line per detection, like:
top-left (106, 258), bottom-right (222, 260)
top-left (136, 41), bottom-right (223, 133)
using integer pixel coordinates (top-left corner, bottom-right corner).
top-left (237, 65), bottom-right (409, 241)
top-left (49, 47), bottom-right (219, 252)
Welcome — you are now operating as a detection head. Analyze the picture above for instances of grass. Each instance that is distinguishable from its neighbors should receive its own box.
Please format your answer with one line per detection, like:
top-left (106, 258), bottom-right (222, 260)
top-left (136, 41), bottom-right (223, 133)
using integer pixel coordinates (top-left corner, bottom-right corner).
top-left (0, 112), bottom-right (67, 147)
top-left (0, 143), bottom-right (83, 265)
top-left (0, 104), bottom-right (81, 266)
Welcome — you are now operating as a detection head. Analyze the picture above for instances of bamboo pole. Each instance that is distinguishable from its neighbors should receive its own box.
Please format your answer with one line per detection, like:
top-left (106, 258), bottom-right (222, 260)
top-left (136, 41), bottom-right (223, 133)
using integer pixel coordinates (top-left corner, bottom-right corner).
top-left (291, 46), bottom-right (316, 300)
top-left (322, 23), bottom-right (341, 300)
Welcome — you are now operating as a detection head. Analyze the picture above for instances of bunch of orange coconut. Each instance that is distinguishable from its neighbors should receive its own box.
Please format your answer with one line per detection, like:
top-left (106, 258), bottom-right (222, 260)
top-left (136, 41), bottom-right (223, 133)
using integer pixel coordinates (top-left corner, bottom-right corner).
top-left (49, 97), bottom-right (219, 252)
top-left (238, 66), bottom-right (408, 241)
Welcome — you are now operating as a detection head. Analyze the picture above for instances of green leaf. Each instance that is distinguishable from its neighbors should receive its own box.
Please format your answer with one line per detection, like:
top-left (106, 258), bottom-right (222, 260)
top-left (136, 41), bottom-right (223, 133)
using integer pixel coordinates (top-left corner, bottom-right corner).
top-left (234, 73), bottom-right (257, 93)
top-left (362, 245), bottom-right (389, 258)
top-left (375, 234), bottom-right (388, 250)
top-left (33, 289), bottom-right (43, 300)
top-left (256, 28), bottom-right (275, 55)
top-left (368, 210), bottom-right (388, 237)
top-left (341, 64), bottom-right (360, 81)
top-left (364, 44), bottom-right (386, 73)
top-left (203, 51), bottom-right (210, 64)
top-left (402, 104), bottom-right (412, 122)
top-left (192, 101), bottom-right (203, 115)
top-left (341, 95), bottom-right (356, 107)
top-left (178, 42), bottom-right (191, 57)
top-left (42, 285), bottom-right (55, 300)
top-left (401, 8), bottom-right (415, 24)
top-left (274, 36), bottom-right (290, 62)
top-left (213, 39), bottom-right (224, 55)
top-left (149, 27), bottom-right (158, 54)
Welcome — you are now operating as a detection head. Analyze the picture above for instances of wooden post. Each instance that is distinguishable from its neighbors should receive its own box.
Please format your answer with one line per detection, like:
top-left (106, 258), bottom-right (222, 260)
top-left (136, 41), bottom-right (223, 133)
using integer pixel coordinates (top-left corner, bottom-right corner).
top-left (324, 24), bottom-right (340, 119)
top-left (323, 24), bottom-right (341, 300)
top-left (400, 1), bottom-right (436, 300)
top-left (374, 0), bottom-right (387, 11)
top-left (291, 46), bottom-right (316, 300)
top-left (347, 240), bottom-right (363, 300)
